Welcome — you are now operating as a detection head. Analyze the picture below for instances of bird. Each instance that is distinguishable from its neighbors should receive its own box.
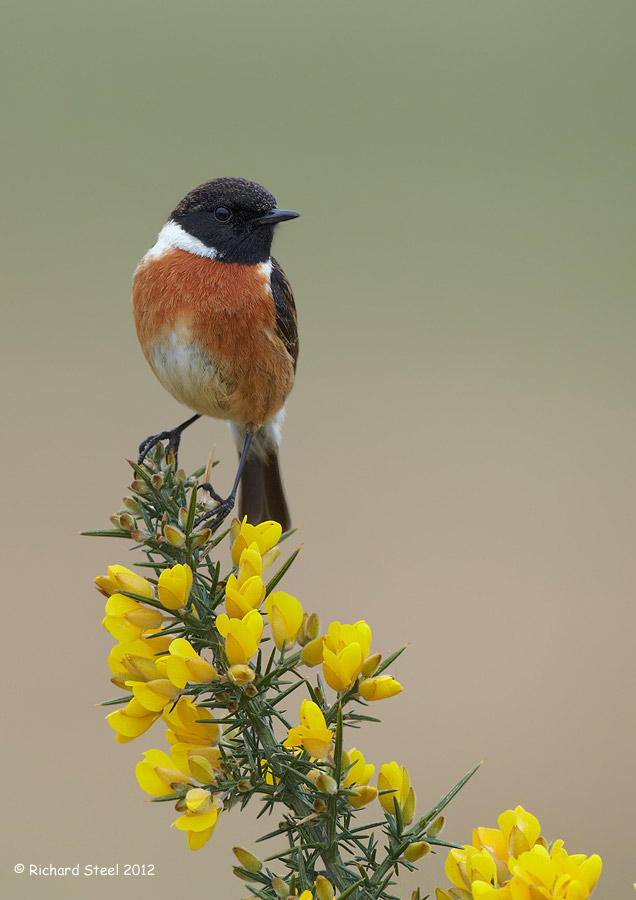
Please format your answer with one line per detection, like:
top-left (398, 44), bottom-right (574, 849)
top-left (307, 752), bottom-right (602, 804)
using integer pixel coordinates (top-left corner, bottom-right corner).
top-left (131, 176), bottom-right (300, 532)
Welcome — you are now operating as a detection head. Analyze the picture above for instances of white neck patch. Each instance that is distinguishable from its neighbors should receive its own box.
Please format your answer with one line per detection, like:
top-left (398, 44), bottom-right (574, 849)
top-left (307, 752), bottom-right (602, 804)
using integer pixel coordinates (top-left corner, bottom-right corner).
top-left (143, 220), bottom-right (220, 261)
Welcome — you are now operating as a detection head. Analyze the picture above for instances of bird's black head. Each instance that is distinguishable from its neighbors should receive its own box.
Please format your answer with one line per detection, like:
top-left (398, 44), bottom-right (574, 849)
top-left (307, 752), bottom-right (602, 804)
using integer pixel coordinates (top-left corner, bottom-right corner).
top-left (169, 177), bottom-right (299, 264)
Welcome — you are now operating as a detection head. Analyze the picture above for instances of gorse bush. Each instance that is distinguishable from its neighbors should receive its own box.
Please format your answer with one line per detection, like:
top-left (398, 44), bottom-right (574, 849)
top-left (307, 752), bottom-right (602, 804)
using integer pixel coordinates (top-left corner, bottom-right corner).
top-left (86, 447), bottom-right (602, 900)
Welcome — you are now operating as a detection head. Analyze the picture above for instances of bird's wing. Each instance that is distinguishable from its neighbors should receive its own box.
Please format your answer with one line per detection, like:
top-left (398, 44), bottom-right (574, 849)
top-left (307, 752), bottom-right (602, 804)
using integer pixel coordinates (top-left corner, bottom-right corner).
top-left (270, 257), bottom-right (299, 370)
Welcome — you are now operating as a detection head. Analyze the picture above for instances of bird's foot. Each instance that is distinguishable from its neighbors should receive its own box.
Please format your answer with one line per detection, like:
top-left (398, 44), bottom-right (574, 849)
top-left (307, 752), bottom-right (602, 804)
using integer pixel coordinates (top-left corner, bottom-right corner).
top-left (194, 482), bottom-right (236, 527)
top-left (137, 428), bottom-right (182, 467)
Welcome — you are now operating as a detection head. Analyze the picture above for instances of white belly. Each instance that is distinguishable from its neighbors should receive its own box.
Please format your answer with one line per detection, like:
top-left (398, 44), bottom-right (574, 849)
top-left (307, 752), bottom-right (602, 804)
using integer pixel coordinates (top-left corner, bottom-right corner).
top-left (149, 331), bottom-right (237, 419)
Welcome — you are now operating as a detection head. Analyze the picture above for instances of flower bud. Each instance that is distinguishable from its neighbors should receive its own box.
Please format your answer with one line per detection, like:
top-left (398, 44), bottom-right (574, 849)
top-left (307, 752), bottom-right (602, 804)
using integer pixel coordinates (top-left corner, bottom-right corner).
top-left (244, 683), bottom-right (258, 697)
top-left (361, 652), bottom-right (382, 677)
top-left (427, 815), bottom-right (444, 838)
top-left (119, 512), bottom-right (136, 531)
top-left (163, 524), bottom-right (186, 547)
top-left (188, 755), bottom-right (216, 784)
top-left (313, 798), bottom-right (327, 813)
top-left (272, 877), bottom-right (290, 898)
top-left (122, 496), bottom-right (141, 515)
top-left (227, 664), bottom-right (255, 685)
top-left (227, 699), bottom-right (239, 713)
top-left (178, 507), bottom-right (188, 528)
top-left (233, 847), bottom-right (262, 873)
top-left (315, 876), bottom-right (335, 900)
top-left (315, 774), bottom-right (338, 795)
top-left (130, 529), bottom-right (145, 542)
top-left (191, 528), bottom-right (212, 549)
top-left (402, 786), bottom-right (416, 825)
top-left (404, 841), bottom-right (430, 862)
top-left (237, 778), bottom-right (251, 793)
top-left (131, 478), bottom-right (149, 494)
top-left (296, 613), bottom-right (322, 648)
top-left (358, 675), bottom-right (402, 701)
top-left (151, 472), bottom-right (164, 489)
top-left (304, 612), bottom-right (320, 642)
top-left (110, 515), bottom-right (122, 528)
top-left (261, 545), bottom-right (281, 571)
top-left (232, 868), bottom-right (254, 882)
top-left (175, 468), bottom-right (186, 482)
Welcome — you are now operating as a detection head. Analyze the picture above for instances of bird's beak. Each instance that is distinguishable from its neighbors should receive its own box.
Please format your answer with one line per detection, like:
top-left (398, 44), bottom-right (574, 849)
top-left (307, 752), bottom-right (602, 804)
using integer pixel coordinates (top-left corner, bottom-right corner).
top-left (252, 208), bottom-right (300, 226)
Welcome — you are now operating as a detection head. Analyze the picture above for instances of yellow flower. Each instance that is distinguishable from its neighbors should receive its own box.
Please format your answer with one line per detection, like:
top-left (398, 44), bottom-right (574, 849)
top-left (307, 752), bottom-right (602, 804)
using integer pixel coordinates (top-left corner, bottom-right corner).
top-left (358, 675), bottom-right (403, 701)
top-left (301, 635), bottom-right (326, 667)
top-left (342, 748), bottom-right (377, 809)
top-left (131, 678), bottom-right (180, 712)
top-left (135, 748), bottom-right (192, 796)
top-left (106, 698), bottom-right (160, 742)
top-left (162, 696), bottom-right (221, 746)
top-left (236, 543), bottom-right (263, 581)
top-left (264, 591), bottom-right (304, 650)
top-left (378, 761), bottom-right (415, 823)
top-left (156, 638), bottom-right (218, 689)
top-left (284, 700), bottom-right (334, 760)
top-left (445, 845), bottom-right (500, 896)
top-left (108, 632), bottom-right (172, 687)
top-left (108, 631), bottom-right (171, 672)
top-left (169, 742), bottom-right (224, 780)
top-left (439, 808), bottom-right (602, 900)
top-left (173, 788), bottom-right (222, 850)
top-left (508, 843), bottom-right (602, 900)
top-left (472, 805), bottom-right (542, 885)
top-left (324, 620), bottom-right (372, 658)
top-left (322, 643), bottom-right (365, 692)
top-left (157, 563), bottom-right (192, 610)
top-left (95, 565), bottom-right (153, 599)
top-left (102, 594), bottom-right (163, 642)
top-left (303, 620), bottom-right (373, 692)
top-left (231, 518), bottom-right (282, 566)
top-left (216, 609), bottom-right (264, 665)
top-left (225, 571), bottom-right (265, 618)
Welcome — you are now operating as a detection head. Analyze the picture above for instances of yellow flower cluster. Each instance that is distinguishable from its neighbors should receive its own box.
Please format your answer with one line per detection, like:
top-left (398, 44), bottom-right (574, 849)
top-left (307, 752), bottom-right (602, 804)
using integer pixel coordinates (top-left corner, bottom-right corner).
top-left (302, 619), bottom-right (402, 699)
top-left (284, 703), bottom-right (413, 817)
top-left (96, 519), bottom-right (293, 850)
top-left (217, 518), bottom-right (304, 664)
top-left (437, 806), bottom-right (602, 900)
top-left (136, 696), bottom-right (225, 849)
top-left (98, 563), bottom-right (203, 742)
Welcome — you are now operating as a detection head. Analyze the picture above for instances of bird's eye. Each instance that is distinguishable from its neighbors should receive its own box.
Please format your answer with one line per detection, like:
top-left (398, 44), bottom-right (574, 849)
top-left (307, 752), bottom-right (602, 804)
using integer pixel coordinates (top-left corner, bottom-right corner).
top-left (214, 206), bottom-right (232, 222)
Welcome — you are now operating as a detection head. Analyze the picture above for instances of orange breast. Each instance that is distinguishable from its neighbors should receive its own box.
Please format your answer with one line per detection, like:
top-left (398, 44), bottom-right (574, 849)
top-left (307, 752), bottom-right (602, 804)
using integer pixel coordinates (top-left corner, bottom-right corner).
top-left (132, 248), bottom-right (295, 426)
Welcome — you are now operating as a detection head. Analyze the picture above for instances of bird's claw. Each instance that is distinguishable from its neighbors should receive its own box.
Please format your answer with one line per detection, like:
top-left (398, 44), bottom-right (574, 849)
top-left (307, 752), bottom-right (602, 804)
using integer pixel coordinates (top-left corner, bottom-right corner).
top-left (194, 483), bottom-right (236, 527)
top-left (137, 430), bottom-right (181, 467)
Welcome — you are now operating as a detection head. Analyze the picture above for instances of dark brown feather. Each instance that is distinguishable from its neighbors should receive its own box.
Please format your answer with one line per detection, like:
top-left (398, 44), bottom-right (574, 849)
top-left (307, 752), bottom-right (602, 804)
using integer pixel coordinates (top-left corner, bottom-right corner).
top-left (271, 257), bottom-right (299, 370)
top-left (239, 449), bottom-right (291, 532)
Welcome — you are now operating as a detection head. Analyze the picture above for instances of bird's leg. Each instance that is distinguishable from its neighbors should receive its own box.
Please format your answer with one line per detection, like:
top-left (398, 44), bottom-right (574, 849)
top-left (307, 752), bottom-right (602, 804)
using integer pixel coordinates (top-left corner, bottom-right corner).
top-left (137, 413), bottom-right (202, 467)
top-left (196, 432), bottom-right (253, 526)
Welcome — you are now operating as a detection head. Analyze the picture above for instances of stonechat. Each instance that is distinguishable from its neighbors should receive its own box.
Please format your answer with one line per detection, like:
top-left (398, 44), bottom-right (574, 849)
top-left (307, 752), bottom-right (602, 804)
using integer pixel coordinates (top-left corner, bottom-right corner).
top-left (132, 177), bottom-right (299, 531)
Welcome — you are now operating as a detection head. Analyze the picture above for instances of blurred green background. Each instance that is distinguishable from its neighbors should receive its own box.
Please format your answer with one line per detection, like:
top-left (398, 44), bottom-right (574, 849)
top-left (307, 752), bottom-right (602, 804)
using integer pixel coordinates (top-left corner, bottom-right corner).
top-left (2, 0), bottom-right (635, 896)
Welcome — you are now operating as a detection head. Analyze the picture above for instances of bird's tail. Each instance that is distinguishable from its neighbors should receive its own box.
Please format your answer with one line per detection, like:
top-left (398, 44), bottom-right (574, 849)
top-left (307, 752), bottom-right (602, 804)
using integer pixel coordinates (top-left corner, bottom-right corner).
top-left (238, 448), bottom-right (291, 533)
top-left (229, 412), bottom-right (291, 532)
